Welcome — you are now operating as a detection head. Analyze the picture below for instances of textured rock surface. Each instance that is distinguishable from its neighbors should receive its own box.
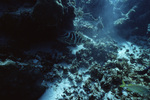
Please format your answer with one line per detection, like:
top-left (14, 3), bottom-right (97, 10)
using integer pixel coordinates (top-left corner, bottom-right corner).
top-left (0, 0), bottom-right (75, 47)
top-left (0, 60), bottom-right (46, 100)
top-left (0, 0), bottom-right (150, 100)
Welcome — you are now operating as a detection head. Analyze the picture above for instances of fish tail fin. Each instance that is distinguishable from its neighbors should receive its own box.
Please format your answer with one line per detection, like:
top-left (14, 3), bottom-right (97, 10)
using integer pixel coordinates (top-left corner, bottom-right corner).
top-left (120, 80), bottom-right (126, 87)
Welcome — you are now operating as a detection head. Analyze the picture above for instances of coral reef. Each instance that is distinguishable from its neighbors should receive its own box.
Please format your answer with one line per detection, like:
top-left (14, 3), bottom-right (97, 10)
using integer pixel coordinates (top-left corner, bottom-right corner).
top-left (0, 33), bottom-right (149, 100)
top-left (0, 0), bottom-right (150, 100)
top-left (114, 6), bottom-right (137, 25)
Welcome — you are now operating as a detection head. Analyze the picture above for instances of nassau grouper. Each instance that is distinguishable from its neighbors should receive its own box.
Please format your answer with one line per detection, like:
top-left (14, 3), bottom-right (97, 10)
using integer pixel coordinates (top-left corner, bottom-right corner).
top-left (57, 31), bottom-right (91, 45)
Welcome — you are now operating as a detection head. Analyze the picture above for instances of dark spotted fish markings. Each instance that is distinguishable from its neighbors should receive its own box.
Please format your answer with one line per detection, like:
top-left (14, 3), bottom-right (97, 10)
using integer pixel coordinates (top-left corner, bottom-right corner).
top-left (57, 31), bottom-right (90, 45)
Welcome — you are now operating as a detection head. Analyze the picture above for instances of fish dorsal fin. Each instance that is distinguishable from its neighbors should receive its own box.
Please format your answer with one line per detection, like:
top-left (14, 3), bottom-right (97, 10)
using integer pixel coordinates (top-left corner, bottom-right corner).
top-left (127, 89), bottom-right (132, 91)
top-left (120, 80), bottom-right (126, 87)
top-left (127, 84), bottom-right (134, 86)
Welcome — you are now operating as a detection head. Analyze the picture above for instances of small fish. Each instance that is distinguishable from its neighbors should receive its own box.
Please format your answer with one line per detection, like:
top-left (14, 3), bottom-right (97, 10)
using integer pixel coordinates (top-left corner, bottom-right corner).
top-left (57, 31), bottom-right (90, 45)
top-left (120, 80), bottom-right (150, 96)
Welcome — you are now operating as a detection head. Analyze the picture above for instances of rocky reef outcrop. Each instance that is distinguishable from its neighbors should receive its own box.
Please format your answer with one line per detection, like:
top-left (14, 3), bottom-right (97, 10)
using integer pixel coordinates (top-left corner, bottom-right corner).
top-left (0, 0), bottom-right (75, 47)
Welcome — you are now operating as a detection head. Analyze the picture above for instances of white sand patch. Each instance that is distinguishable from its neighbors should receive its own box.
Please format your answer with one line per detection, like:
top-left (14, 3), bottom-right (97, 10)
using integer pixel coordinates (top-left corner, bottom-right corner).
top-left (67, 44), bottom-right (85, 55)
top-left (39, 78), bottom-right (71, 100)
top-left (117, 41), bottom-right (141, 60)
top-left (103, 91), bottom-right (119, 100)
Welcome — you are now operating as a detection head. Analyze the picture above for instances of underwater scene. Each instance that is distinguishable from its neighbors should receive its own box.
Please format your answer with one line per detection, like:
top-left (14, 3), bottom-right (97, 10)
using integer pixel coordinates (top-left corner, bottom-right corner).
top-left (0, 0), bottom-right (150, 100)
